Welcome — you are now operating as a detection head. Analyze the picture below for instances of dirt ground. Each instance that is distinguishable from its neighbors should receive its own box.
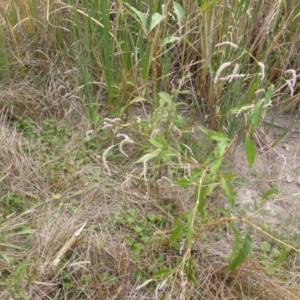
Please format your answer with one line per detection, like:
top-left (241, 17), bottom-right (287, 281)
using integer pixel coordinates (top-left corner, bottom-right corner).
top-left (231, 112), bottom-right (300, 235)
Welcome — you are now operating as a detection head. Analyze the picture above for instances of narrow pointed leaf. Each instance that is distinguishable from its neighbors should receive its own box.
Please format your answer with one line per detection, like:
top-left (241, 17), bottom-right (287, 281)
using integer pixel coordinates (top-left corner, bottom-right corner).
top-left (228, 231), bottom-right (252, 270)
top-left (124, 3), bottom-right (147, 28)
top-left (129, 96), bottom-right (147, 105)
top-left (187, 210), bottom-right (194, 246)
top-left (149, 138), bottom-right (168, 150)
top-left (174, 178), bottom-right (192, 188)
top-left (230, 224), bottom-right (242, 258)
top-left (170, 225), bottom-right (185, 244)
top-left (222, 178), bottom-right (235, 207)
top-left (216, 139), bottom-right (229, 156)
top-left (195, 185), bottom-right (206, 218)
top-left (250, 100), bottom-right (263, 132)
top-left (161, 35), bottom-right (181, 46)
top-left (217, 208), bottom-right (230, 217)
top-left (188, 258), bottom-right (197, 285)
top-left (152, 268), bottom-right (172, 279)
top-left (264, 84), bottom-right (274, 106)
top-left (136, 149), bottom-right (162, 163)
top-left (198, 126), bottom-right (229, 141)
top-left (262, 188), bottom-right (279, 200)
top-left (210, 159), bottom-right (222, 175)
top-left (262, 84), bottom-right (274, 118)
top-left (245, 135), bottom-right (256, 167)
top-left (266, 247), bottom-right (286, 270)
top-left (200, 0), bottom-right (221, 11)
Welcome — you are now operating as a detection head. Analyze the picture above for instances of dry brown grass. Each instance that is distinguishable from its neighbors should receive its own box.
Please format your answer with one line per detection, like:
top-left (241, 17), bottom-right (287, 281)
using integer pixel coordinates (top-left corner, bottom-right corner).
top-left (0, 0), bottom-right (10, 8)
top-left (1, 112), bottom-right (300, 299)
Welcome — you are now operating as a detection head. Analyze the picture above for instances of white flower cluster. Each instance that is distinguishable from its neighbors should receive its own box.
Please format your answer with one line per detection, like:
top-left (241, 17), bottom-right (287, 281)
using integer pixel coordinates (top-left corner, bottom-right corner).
top-left (102, 118), bottom-right (134, 176)
top-left (285, 69), bottom-right (297, 96)
top-left (214, 42), bottom-right (267, 84)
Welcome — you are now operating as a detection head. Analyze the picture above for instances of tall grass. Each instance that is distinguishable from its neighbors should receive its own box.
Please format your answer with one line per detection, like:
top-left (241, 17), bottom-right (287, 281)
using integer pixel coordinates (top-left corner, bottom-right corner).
top-left (0, 0), bottom-right (299, 125)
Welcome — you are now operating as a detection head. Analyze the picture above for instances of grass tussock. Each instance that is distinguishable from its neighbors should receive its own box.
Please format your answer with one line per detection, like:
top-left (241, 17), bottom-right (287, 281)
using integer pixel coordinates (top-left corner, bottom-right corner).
top-left (0, 0), bottom-right (300, 299)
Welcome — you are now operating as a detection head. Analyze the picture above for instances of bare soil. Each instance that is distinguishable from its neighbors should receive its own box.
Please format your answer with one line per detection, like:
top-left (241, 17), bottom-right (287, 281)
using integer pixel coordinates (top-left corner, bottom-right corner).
top-left (231, 113), bottom-right (300, 235)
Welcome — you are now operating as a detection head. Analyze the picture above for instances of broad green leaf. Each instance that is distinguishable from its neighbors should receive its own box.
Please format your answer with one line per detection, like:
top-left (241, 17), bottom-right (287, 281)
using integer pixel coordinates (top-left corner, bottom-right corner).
top-left (222, 178), bottom-right (235, 207)
top-left (245, 135), bottom-right (256, 167)
top-left (173, 2), bottom-right (185, 21)
top-left (262, 188), bottom-right (279, 200)
top-left (124, 3), bottom-right (147, 28)
top-left (174, 178), bottom-right (192, 188)
top-left (149, 13), bottom-right (164, 32)
top-left (188, 258), bottom-right (197, 285)
top-left (170, 225), bottom-right (185, 244)
top-left (152, 268), bottom-right (173, 279)
top-left (228, 231), bottom-right (252, 270)
top-left (149, 138), bottom-right (168, 150)
top-left (195, 185), bottom-right (206, 218)
top-left (230, 104), bottom-right (249, 114)
top-left (136, 149), bottom-right (162, 163)
top-left (266, 247), bottom-right (286, 270)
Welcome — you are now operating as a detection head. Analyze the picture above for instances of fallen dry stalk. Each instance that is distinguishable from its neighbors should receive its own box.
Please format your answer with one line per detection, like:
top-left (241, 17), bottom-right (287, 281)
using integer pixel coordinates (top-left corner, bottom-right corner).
top-left (51, 221), bottom-right (87, 268)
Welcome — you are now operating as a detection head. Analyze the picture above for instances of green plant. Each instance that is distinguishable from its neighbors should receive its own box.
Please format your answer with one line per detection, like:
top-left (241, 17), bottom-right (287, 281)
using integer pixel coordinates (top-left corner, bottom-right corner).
top-left (0, 194), bottom-right (24, 216)
top-left (110, 208), bottom-right (166, 263)
top-left (135, 90), bottom-right (299, 289)
top-left (2, 260), bottom-right (31, 300)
